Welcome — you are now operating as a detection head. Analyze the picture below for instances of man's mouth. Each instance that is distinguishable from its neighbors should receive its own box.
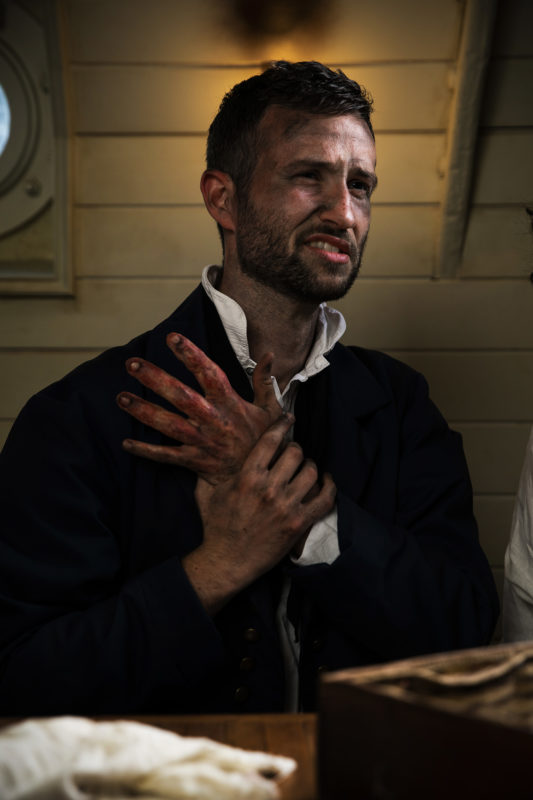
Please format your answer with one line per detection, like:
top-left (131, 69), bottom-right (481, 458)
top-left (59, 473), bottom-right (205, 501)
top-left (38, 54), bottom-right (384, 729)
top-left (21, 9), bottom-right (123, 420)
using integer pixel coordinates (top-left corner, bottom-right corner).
top-left (309, 240), bottom-right (342, 253)
top-left (303, 234), bottom-right (352, 261)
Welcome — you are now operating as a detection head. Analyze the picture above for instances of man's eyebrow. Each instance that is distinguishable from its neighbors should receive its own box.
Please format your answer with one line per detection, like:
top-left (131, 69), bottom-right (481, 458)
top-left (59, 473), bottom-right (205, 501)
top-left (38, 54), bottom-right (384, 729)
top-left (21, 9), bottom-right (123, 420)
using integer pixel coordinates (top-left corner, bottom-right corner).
top-left (285, 159), bottom-right (378, 188)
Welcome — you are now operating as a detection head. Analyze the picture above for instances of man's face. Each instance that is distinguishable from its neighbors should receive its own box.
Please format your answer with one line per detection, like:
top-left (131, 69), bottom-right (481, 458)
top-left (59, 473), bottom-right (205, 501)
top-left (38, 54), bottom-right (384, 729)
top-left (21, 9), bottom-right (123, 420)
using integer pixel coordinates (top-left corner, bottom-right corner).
top-left (234, 107), bottom-right (377, 303)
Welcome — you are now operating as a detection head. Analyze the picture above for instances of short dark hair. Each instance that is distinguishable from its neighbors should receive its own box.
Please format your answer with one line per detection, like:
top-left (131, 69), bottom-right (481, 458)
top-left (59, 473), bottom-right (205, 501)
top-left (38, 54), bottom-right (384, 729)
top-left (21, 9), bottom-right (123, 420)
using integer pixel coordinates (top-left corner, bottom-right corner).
top-left (206, 60), bottom-right (374, 198)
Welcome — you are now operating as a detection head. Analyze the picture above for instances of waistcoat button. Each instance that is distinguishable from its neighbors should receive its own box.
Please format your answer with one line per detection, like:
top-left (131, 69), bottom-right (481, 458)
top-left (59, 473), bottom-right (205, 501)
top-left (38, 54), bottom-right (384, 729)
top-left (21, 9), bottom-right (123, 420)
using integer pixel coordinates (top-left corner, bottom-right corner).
top-left (243, 627), bottom-right (260, 642)
top-left (234, 686), bottom-right (250, 703)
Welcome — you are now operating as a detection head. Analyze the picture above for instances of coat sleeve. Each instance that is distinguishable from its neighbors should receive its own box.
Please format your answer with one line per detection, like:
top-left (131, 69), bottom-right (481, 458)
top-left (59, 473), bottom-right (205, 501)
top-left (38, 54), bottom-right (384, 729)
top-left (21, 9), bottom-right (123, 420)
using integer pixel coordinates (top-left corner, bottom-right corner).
top-left (0, 387), bottom-right (224, 715)
top-left (290, 365), bottom-right (499, 663)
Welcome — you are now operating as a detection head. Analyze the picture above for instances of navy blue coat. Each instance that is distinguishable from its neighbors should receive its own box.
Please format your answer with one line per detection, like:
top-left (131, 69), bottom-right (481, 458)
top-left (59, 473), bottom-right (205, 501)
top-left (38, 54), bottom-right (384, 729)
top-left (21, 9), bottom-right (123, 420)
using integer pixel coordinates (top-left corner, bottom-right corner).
top-left (0, 285), bottom-right (499, 714)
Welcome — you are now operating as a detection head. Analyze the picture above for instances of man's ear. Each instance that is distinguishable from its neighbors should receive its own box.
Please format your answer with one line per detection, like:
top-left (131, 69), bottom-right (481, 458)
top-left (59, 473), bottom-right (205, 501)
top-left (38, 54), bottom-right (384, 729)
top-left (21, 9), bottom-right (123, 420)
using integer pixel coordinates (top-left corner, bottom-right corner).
top-left (200, 170), bottom-right (237, 233)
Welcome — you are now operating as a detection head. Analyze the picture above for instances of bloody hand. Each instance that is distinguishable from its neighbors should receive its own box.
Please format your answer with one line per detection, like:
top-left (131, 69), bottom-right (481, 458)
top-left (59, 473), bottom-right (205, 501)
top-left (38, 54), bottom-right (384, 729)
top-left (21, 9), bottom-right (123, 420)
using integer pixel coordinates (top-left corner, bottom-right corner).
top-left (185, 414), bottom-right (337, 612)
top-left (116, 333), bottom-right (284, 483)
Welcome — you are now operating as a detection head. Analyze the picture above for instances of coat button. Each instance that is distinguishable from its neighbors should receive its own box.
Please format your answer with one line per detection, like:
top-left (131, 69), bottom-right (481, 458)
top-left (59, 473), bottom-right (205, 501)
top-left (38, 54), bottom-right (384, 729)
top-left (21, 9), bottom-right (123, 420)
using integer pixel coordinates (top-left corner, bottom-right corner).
top-left (317, 665), bottom-right (329, 673)
top-left (243, 627), bottom-right (260, 642)
top-left (234, 686), bottom-right (249, 704)
top-left (239, 656), bottom-right (255, 672)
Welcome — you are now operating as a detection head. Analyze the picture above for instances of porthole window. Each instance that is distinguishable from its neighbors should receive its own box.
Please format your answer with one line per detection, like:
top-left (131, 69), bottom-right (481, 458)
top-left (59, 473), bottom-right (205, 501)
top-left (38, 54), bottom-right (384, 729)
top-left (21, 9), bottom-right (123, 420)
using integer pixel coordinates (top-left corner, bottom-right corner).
top-left (0, 0), bottom-right (70, 294)
top-left (0, 84), bottom-right (10, 156)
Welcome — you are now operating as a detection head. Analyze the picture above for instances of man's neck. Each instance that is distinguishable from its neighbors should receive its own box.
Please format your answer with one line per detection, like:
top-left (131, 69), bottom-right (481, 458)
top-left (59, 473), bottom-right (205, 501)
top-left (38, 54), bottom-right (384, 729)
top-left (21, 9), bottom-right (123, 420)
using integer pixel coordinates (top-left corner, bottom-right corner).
top-left (218, 268), bottom-right (319, 393)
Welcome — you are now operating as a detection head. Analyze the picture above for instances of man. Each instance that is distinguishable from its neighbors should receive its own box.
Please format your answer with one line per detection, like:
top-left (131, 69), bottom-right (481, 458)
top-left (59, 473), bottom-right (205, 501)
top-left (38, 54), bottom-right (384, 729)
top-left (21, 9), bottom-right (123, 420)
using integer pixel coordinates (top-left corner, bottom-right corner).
top-left (0, 61), bottom-right (498, 715)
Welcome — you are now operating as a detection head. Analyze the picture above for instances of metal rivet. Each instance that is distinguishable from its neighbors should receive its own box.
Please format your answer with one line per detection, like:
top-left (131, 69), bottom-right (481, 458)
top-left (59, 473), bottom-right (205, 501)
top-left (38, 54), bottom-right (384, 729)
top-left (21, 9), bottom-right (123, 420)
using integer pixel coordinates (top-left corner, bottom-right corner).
top-left (25, 177), bottom-right (42, 197)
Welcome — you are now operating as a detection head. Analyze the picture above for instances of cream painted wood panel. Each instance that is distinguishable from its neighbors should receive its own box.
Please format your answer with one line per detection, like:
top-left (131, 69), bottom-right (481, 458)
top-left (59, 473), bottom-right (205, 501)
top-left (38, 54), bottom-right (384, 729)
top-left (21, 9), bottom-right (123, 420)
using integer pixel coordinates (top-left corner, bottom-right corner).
top-left (0, 279), bottom-right (199, 349)
top-left (472, 130), bottom-right (533, 204)
top-left (75, 137), bottom-right (204, 205)
top-left (67, 0), bottom-right (461, 65)
top-left (365, 206), bottom-right (437, 276)
top-left (1, 279), bottom-right (532, 351)
top-left (72, 63), bottom-right (451, 134)
top-left (76, 134), bottom-right (445, 205)
top-left (461, 207), bottom-right (533, 278)
top-left (74, 207), bottom-right (220, 278)
top-left (396, 351), bottom-right (533, 422)
top-left (72, 67), bottom-right (258, 134)
top-left (0, 351), bottom-right (102, 418)
top-left (455, 423), bottom-right (532, 494)
top-left (335, 280), bottom-right (533, 350)
top-left (481, 58), bottom-right (533, 127)
top-left (74, 205), bottom-right (437, 278)
top-left (474, 496), bottom-right (515, 566)
top-left (493, 0), bottom-right (533, 57)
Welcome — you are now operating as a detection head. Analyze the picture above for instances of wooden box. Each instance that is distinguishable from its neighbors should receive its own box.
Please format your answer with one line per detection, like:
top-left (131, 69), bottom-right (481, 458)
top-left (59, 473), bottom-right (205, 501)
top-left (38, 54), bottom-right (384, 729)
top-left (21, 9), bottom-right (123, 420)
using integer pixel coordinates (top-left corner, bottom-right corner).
top-left (318, 642), bottom-right (533, 799)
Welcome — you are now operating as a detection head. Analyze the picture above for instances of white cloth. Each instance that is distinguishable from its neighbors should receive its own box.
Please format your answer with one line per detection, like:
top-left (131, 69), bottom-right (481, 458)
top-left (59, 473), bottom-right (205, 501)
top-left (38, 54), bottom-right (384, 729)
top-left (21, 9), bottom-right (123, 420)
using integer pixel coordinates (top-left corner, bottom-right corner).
top-left (0, 716), bottom-right (296, 800)
top-left (503, 427), bottom-right (533, 641)
top-left (201, 265), bottom-right (343, 709)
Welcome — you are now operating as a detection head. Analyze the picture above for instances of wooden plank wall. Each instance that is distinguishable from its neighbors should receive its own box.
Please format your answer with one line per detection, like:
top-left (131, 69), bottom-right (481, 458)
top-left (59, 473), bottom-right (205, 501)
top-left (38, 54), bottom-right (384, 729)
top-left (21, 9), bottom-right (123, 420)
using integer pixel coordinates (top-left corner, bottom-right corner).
top-left (1, 0), bottom-right (532, 626)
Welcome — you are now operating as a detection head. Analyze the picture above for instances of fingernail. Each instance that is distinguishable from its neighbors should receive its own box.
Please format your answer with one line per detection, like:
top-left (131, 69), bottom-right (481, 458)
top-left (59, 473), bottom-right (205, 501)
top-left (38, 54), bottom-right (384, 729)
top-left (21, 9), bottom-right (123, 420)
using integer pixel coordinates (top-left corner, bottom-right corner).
top-left (169, 333), bottom-right (181, 347)
top-left (122, 439), bottom-right (133, 449)
top-left (117, 394), bottom-right (131, 407)
top-left (128, 360), bottom-right (141, 372)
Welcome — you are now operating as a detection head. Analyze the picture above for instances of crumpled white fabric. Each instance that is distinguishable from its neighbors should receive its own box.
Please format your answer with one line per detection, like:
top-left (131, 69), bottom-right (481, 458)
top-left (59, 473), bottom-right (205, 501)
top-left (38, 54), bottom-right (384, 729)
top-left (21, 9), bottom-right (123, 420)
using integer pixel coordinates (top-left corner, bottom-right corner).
top-left (0, 716), bottom-right (296, 800)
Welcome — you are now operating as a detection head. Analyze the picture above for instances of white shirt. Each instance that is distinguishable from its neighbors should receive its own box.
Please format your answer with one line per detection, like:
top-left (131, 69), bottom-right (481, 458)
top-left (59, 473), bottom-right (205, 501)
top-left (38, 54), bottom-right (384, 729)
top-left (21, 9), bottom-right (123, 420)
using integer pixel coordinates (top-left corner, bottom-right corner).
top-left (503, 427), bottom-right (533, 641)
top-left (201, 265), bottom-right (344, 708)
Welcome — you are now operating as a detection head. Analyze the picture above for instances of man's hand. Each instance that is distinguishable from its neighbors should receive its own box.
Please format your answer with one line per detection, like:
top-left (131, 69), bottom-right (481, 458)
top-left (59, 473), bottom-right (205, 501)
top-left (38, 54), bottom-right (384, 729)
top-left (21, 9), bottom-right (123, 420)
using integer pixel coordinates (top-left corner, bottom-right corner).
top-left (183, 414), bottom-right (337, 614)
top-left (116, 333), bottom-right (283, 484)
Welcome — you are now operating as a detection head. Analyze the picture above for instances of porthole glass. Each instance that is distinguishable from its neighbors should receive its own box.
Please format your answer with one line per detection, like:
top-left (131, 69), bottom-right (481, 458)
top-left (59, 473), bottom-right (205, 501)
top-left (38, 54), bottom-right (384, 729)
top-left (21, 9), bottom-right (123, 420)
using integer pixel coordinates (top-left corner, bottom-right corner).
top-left (0, 84), bottom-right (10, 157)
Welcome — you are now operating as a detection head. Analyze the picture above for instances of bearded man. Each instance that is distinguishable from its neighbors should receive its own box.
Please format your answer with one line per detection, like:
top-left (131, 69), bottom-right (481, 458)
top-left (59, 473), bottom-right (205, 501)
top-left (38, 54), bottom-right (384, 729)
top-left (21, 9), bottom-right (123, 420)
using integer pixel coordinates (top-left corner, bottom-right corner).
top-left (0, 61), bottom-right (498, 715)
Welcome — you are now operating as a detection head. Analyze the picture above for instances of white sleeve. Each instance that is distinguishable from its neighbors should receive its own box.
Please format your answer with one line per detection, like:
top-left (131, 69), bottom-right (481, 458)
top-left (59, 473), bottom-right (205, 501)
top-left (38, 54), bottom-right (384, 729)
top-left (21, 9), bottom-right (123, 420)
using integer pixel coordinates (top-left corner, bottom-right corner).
top-left (503, 428), bottom-right (533, 642)
top-left (290, 506), bottom-right (340, 567)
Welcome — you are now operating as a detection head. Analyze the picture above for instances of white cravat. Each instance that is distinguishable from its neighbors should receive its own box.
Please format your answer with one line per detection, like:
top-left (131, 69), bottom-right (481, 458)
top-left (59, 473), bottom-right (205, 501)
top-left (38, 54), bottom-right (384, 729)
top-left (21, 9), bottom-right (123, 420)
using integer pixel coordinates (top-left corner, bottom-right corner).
top-left (201, 265), bottom-right (344, 709)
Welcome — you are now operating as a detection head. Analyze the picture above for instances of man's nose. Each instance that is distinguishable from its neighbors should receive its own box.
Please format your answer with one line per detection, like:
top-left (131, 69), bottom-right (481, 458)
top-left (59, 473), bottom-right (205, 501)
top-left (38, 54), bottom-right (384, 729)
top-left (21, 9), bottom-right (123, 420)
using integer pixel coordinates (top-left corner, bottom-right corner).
top-left (318, 183), bottom-right (357, 229)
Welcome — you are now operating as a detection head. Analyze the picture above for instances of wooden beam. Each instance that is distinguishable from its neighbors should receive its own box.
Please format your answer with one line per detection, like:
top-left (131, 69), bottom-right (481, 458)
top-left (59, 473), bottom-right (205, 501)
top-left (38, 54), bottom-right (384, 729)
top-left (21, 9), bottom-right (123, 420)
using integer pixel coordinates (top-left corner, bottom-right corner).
top-left (434, 0), bottom-right (498, 278)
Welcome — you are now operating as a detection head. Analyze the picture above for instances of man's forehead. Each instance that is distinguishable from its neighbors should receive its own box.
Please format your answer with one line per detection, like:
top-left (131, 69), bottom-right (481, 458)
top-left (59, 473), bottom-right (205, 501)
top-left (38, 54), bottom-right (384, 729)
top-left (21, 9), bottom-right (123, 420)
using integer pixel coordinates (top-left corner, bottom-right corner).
top-left (257, 106), bottom-right (376, 166)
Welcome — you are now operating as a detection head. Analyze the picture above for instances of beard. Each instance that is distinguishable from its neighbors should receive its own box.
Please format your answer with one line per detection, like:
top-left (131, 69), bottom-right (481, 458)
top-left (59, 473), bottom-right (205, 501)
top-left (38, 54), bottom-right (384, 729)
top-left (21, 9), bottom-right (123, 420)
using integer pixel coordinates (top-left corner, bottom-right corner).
top-left (235, 198), bottom-right (366, 304)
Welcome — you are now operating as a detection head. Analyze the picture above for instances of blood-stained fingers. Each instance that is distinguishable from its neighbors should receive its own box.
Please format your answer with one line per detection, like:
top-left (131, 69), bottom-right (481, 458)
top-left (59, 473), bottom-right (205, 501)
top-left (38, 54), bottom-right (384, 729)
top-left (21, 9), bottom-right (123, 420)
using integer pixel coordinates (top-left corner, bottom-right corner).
top-left (124, 358), bottom-right (216, 423)
top-left (166, 333), bottom-right (235, 402)
top-left (116, 393), bottom-right (204, 445)
top-left (121, 439), bottom-right (224, 475)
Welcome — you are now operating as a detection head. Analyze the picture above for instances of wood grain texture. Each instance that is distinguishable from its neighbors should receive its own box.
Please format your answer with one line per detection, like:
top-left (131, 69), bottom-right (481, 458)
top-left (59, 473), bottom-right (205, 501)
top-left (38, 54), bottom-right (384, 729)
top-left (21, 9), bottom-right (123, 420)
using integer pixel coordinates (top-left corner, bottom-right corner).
top-left (1, 280), bottom-right (532, 351)
top-left (75, 133), bottom-right (446, 205)
top-left (481, 58), bottom-right (533, 127)
top-left (461, 206), bottom-right (533, 278)
top-left (394, 351), bottom-right (533, 421)
top-left (66, 0), bottom-right (461, 64)
top-left (72, 62), bottom-right (451, 134)
top-left (456, 422), bottom-right (532, 494)
top-left (492, 0), bottom-right (533, 57)
top-left (73, 205), bottom-right (438, 279)
top-left (472, 130), bottom-right (533, 204)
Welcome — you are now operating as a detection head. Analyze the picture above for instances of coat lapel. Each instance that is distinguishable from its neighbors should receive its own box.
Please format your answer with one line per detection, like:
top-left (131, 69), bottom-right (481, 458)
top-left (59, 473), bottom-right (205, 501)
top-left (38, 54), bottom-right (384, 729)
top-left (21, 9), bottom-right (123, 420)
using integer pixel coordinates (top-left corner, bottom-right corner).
top-left (325, 344), bottom-right (390, 510)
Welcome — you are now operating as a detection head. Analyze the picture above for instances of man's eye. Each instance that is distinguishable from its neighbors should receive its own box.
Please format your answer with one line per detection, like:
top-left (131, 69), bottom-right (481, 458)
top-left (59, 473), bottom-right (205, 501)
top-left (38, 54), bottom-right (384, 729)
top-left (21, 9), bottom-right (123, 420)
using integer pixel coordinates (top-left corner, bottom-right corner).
top-left (349, 180), bottom-right (371, 196)
top-left (297, 171), bottom-right (320, 181)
